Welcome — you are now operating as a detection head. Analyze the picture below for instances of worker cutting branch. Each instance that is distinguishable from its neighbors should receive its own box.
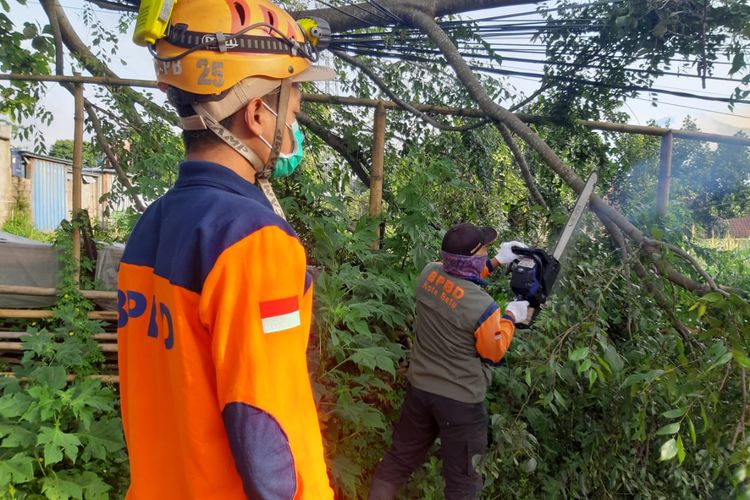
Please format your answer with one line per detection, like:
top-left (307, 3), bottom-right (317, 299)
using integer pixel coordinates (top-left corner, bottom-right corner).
top-left (369, 222), bottom-right (530, 500)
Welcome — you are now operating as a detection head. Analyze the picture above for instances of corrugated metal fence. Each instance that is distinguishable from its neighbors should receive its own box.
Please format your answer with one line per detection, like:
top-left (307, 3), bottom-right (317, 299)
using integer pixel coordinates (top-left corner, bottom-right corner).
top-left (31, 159), bottom-right (67, 231)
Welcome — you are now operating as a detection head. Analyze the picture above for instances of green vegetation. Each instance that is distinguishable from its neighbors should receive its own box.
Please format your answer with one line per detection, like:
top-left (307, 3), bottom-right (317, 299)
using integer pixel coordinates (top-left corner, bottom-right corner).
top-left (1, 198), bottom-right (54, 243)
top-left (0, 225), bottom-right (127, 499)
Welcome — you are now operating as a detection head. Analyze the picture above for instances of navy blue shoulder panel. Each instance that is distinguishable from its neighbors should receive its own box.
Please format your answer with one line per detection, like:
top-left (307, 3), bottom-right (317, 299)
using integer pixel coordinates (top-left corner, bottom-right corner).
top-left (121, 162), bottom-right (298, 293)
top-left (474, 301), bottom-right (500, 331)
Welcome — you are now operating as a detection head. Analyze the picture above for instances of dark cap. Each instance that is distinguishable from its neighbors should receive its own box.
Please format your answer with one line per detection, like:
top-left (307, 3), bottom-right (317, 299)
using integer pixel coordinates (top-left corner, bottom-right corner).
top-left (441, 223), bottom-right (498, 256)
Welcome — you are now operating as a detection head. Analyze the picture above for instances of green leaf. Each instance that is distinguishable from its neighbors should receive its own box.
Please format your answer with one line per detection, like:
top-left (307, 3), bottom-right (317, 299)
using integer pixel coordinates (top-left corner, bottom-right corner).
top-left (733, 349), bottom-right (750, 369)
top-left (553, 389), bottom-right (568, 409)
top-left (659, 438), bottom-right (678, 461)
top-left (349, 346), bottom-right (400, 377)
top-left (676, 434), bottom-right (686, 465)
top-left (524, 368), bottom-right (532, 387)
top-left (78, 418), bottom-right (124, 461)
top-left (601, 342), bottom-right (624, 373)
top-left (41, 473), bottom-right (83, 500)
top-left (688, 416), bottom-right (697, 445)
top-left (656, 423), bottom-right (680, 435)
top-left (700, 404), bottom-right (710, 432)
top-left (0, 452), bottom-right (34, 485)
top-left (729, 51), bottom-right (745, 74)
top-left (37, 425), bottom-right (82, 465)
top-left (21, 329), bottom-right (56, 359)
top-left (30, 366), bottom-right (67, 391)
top-left (77, 471), bottom-right (111, 499)
top-left (334, 399), bottom-right (385, 430)
top-left (588, 370), bottom-right (597, 388)
top-left (577, 359), bottom-right (592, 374)
top-left (662, 408), bottom-right (686, 419)
top-left (701, 292), bottom-right (724, 303)
top-left (68, 380), bottom-right (114, 429)
top-left (707, 352), bottom-right (733, 373)
top-left (620, 373), bottom-right (646, 389)
top-left (0, 392), bottom-right (32, 419)
top-left (0, 423), bottom-right (35, 448)
top-left (569, 347), bottom-right (589, 362)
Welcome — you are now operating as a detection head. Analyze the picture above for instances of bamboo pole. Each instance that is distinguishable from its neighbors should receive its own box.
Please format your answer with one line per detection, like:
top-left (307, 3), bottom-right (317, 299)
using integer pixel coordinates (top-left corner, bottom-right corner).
top-left (657, 132), bottom-right (674, 217)
top-left (1, 73), bottom-right (749, 146)
top-left (0, 372), bottom-right (120, 384)
top-left (0, 73), bottom-right (158, 88)
top-left (0, 284), bottom-right (117, 300)
top-left (369, 102), bottom-right (386, 249)
top-left (0, 341), bottom-right (117, 352)
top-left (0, 309), bottom-right (117, 320)
top-left (72, 72), bottom-right (83, 283)
top-left (0, 331), bottom-right (117, 341)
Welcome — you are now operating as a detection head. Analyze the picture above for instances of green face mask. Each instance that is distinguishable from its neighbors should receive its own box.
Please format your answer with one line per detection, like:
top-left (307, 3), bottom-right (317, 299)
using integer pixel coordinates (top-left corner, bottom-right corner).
top-left (272, 121), bottom-right (304, 178)
top-left (260, 102), bottom-right (305, 178)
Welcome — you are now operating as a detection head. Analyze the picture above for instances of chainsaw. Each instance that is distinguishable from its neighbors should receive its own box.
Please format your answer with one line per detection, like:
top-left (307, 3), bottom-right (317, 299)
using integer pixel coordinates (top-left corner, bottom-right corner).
top-left (509, 171), bottom-right (598, 328)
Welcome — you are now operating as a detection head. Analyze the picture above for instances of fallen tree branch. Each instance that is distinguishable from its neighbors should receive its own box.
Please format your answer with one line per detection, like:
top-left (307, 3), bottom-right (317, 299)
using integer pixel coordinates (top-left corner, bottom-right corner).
top-left (644, 238), bottom-right (729, 296)
top-left (395, 6), bottom-right (732, 298)
top-left (642, 246), bottom-right (712, 295)
top-left (84, 100), bottom-right (147, 213)
top-left (508, 84), bottom-right (548, 112)
top-left (41, 1), bottom-right (147, 213)
top-left (41, 0), bottom-right (179, 128)
top-left (297, 111), bottom-right (371, 186)
top-left (397, 7), bottom-right (641, 238)
top-left (495, 122), bottom-right (548, 210)
top-left (598, 213), bottom-right (693, 343)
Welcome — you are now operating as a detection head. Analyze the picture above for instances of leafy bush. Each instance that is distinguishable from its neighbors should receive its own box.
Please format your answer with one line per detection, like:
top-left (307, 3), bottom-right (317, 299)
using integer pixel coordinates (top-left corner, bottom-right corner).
top-left (0, 225), bottom-right (127, 499)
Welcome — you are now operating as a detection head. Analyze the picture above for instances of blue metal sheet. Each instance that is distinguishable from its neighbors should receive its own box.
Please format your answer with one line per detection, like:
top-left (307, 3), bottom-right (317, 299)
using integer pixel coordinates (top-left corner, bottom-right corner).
top-left (31, 159), bottom-right (68, 231)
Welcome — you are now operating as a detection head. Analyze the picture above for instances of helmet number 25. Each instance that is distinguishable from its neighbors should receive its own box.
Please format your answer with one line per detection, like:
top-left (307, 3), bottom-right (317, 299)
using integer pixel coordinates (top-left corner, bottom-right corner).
top-left (197, 59), bottom-right (224, 88)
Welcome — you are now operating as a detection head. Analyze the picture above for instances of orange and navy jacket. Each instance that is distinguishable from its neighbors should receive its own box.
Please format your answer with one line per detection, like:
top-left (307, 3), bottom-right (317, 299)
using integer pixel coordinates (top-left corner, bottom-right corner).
top-left (407, 261), bottom-right (516, 404)
top-left (117, 161), bottom-right (333, 499)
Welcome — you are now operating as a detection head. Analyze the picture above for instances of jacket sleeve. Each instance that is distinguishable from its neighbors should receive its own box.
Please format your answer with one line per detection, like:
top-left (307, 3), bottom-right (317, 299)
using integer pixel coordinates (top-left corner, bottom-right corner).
top-left (199, 224), bottom-right (332, 499)
top-left (474, 302), bottom-right (516, 366)
top-left (480, 258), bottom-right (498, 279)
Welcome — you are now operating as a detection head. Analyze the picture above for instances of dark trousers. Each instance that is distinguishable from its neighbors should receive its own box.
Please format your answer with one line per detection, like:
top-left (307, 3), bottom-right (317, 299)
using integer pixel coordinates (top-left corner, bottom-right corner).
top-left (370, 383), bottom-right (488, 500)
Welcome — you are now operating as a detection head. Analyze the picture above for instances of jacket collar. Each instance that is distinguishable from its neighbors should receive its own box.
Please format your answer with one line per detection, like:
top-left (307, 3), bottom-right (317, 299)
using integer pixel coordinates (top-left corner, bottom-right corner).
top-left (174, 160), bottom-right (271, 208)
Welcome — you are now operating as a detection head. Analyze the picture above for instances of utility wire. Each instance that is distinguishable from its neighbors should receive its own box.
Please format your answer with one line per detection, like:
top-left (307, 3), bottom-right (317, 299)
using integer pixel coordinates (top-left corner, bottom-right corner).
top-left (339, 44), bottom-right (745, 86)
top-left (631, 97), bottom-right (750, 120)
top-left (367, 0), bottom-right (401, 23)
top-left (338, 0), bottom-right (393, 23)
top-left (313, 0), bottom-right (373, 26)
top-left (336, 48), bottom-right (748, 105)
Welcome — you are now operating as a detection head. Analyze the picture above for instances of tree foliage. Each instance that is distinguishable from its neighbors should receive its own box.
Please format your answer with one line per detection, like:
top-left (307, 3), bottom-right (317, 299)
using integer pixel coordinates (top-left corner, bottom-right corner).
top-left (47, 139), bottom-right (100, 167)
top-left (0, 1), bottom-right (749, 499)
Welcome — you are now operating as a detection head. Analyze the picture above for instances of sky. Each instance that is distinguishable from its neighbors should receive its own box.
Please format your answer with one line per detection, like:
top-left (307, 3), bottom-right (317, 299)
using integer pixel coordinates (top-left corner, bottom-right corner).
top-left (3, 0), bottom-right (749, 150)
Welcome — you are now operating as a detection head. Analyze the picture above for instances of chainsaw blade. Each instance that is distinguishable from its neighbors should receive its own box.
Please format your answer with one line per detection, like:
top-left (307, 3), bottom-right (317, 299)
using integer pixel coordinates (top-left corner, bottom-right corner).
top-left (552, 171), bottom-right (598, 262)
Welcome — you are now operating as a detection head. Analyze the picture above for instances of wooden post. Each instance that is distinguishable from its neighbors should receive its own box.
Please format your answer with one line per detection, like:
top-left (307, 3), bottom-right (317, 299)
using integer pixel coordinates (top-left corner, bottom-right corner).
top-left (656, 131), bottom-right (673, 217)
top-left (369, 102), bottom-right (386, 249)
top-left (72, 73), bottom-right (83, 283)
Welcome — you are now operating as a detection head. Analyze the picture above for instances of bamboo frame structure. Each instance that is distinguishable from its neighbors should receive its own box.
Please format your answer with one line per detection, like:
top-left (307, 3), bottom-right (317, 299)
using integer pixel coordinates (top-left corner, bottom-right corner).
top-left (2, 73), bottom-right (748, 146)
top-left (0, 309), bottom-right (117, 320)
top-left (369, 102), bottom-right (387, 248)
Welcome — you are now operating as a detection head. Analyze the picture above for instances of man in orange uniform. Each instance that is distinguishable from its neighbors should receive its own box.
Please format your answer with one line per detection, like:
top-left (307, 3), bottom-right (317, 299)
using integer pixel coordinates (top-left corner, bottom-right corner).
top-left (117, 1), bottom-right (334, 498)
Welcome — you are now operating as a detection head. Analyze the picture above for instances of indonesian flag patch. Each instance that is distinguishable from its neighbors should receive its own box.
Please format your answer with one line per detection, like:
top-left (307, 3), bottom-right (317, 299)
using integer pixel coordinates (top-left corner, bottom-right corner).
top-left (259, 296), bottom-right (301, 334)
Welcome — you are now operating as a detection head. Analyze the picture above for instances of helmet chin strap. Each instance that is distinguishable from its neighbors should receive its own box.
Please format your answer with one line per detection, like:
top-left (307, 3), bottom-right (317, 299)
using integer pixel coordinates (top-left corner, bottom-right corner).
top-left (191, 78), bottom-right (293, 220)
